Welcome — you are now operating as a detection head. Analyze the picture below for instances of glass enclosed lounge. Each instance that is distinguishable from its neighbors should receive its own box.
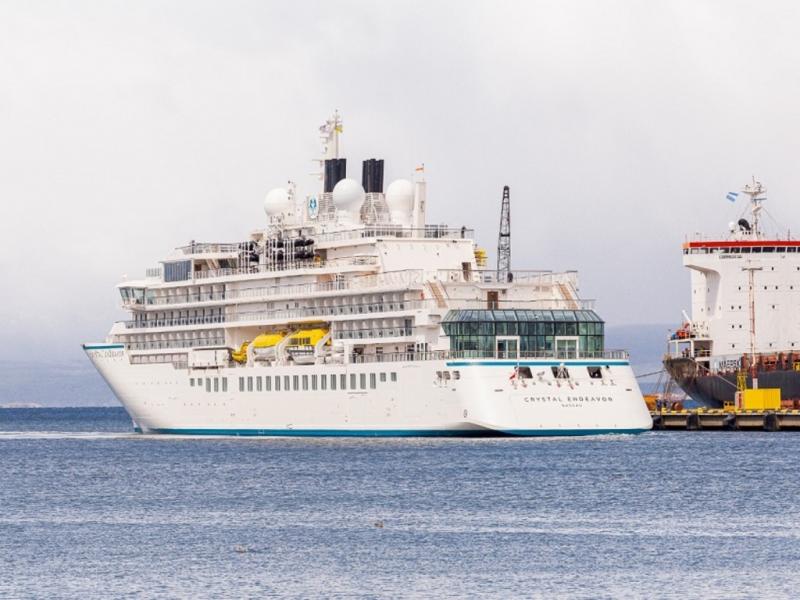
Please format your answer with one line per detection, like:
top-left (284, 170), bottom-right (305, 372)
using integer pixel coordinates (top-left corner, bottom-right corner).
top-left (442, 309), bottom-right (605, 358)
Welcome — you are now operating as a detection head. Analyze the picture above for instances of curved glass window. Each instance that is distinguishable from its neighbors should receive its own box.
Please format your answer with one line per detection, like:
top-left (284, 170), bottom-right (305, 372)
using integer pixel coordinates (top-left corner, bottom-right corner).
top-left (442, 309), bottom-right (604, 356)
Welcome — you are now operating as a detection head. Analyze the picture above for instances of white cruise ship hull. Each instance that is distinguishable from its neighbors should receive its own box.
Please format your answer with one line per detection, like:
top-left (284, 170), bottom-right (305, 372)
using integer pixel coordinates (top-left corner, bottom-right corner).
top-left (85, 344), bottom-right (652, 436)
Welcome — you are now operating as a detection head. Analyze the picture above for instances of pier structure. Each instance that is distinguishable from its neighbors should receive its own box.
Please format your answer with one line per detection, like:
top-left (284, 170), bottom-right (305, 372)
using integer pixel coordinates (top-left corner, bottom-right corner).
top-left (651, 408), bottom-right (800, 431)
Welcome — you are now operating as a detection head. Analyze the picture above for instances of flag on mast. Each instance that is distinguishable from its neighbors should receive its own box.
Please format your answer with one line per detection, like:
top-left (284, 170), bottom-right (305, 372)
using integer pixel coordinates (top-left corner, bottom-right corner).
top-left (726, 191), bottom-right (739, 202)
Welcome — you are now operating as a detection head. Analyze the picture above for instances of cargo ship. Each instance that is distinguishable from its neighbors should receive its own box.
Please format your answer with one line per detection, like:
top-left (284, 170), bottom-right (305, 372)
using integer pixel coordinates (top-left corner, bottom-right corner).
top-left (664, 178), bottom-right (800, 407)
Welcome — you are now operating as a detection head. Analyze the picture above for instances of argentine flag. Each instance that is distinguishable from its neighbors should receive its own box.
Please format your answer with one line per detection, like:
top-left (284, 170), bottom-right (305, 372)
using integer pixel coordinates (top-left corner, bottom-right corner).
top-left (726, 191), bottom-right (739, 202)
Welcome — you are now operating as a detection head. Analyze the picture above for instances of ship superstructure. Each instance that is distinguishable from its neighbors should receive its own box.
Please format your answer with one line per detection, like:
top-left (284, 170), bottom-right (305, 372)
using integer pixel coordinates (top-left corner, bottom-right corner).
top-left (84, 113), bottom-right (650, 436)
top-left (665, 178), bottom-right (800, 407)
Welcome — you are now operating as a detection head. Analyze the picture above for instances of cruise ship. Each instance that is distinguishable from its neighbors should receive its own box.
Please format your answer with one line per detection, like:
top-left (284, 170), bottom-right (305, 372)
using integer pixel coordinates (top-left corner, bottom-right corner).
top-left (84, 112), bottom-right (651, 436)
top-left (665, 179), bottom-right (800, 407)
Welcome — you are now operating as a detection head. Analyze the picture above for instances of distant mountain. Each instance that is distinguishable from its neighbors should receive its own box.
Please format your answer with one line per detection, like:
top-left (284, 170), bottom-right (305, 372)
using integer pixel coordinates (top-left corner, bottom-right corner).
top-left (0, 360), bottom-right (117, 408)
top-left (605, 323), bottom-right (670, 380)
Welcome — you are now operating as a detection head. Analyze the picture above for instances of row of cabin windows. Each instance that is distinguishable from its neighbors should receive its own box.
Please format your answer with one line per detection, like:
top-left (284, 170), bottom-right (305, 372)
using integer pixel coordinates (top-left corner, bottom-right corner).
top-left (189, 373), bottom-right (399, 392)
top-left (237, 372), bottom-right (398, 393)
top-left (190, 377), bottom-right (229, 392)
top-left (685, 246), bottom-right (800, 254)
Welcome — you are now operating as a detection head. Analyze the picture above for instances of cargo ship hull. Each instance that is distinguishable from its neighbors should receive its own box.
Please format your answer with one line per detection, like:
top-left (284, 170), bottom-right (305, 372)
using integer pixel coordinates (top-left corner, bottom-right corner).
top-left (664, 356), bottom-right (800, 407)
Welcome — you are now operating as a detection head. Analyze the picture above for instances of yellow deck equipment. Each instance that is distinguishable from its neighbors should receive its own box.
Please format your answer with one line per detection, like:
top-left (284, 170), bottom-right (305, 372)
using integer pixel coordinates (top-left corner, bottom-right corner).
top-left (252, 333), bottom-right (285, 348)
top-left (231, 341), bottom-right (249, 363)
top-left (287, 328), bottom-right (329, 347)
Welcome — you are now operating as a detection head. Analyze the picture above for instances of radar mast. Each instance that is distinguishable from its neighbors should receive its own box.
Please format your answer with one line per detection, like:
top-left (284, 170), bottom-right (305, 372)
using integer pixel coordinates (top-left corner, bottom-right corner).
top-left (742, 176), bottom-right (767, 239)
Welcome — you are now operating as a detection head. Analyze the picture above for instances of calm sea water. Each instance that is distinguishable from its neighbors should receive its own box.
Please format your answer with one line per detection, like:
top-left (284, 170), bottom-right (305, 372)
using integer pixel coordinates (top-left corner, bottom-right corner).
top-left (1, 407), bottom-right (799, 599)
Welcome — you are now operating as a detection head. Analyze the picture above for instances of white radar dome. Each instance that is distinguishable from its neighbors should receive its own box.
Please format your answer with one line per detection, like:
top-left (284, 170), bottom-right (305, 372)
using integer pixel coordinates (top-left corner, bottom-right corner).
top-left (385, 179), bottom-right (415, 213)
top-left (332, 178), bottom-right (365, 212)
top-left (264, 187), bottom-right (292, 216)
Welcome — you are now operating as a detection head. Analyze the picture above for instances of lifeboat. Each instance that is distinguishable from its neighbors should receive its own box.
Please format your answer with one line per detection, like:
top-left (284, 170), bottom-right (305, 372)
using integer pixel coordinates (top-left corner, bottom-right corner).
top-left (286, 327), bottom-right (330, 365)
top-left (251, 332), bottom-right (285, 361)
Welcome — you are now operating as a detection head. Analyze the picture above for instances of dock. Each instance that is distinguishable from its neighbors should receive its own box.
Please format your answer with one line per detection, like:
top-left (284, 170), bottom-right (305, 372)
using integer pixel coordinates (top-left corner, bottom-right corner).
top-left (651, 409), bottom-right (800, 431)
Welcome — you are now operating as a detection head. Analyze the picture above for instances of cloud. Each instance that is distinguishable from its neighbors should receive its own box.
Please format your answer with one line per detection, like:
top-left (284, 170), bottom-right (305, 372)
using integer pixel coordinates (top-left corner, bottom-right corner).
top-left (1, 0), bottom-right (799, 360)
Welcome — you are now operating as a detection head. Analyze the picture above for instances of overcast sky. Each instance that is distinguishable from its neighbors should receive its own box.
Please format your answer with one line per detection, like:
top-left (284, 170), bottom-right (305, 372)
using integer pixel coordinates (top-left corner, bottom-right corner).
top-left (2, 0), bottom-right (800, 361)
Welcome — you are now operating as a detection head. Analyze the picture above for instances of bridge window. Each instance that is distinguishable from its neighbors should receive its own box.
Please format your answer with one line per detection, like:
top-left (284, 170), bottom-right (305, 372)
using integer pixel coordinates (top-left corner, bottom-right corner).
top-left (222, 378), bottom-right (227, 392)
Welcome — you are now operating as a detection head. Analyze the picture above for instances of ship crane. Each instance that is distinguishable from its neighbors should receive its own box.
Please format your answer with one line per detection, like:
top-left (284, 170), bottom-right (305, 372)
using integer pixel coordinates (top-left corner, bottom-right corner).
top-left (497, 185), bottom-right (511, 282)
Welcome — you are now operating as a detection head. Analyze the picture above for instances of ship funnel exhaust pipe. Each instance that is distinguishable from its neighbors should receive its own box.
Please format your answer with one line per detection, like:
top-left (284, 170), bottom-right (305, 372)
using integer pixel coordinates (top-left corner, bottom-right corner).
top-left (324, 158), bottom-right (346, 193)
top-left (361, 159), bottom-right (385, 194)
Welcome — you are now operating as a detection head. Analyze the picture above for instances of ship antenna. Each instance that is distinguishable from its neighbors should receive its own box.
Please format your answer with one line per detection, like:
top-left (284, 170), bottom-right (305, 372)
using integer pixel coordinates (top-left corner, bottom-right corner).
top-left (313, 110), bottom-right (343, 191)
top-left (741, 176), bottom-right (766, 239)
top-left (497, 185), bottom-right (511, 283)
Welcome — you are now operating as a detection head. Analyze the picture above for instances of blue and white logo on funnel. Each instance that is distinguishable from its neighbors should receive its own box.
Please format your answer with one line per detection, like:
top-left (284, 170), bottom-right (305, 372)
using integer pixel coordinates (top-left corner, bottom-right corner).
top-left (308, 196), bottom-right (319, 219)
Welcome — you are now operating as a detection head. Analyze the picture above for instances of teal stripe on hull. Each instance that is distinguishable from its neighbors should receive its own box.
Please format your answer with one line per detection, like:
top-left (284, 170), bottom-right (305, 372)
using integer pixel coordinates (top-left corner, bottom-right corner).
top-left (83, 343), bottom-right (124, 350)
top-left (134, 427), bottom-right (648, 437)
top-left (445, 361), bottom-right (629, 367)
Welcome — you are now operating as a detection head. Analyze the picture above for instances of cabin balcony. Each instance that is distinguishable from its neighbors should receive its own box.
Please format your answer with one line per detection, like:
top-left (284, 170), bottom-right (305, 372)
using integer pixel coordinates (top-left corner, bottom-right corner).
top-left (121, 269), bottom-right (426, 310)
top-left (119, 299), bottom-right (437, 332)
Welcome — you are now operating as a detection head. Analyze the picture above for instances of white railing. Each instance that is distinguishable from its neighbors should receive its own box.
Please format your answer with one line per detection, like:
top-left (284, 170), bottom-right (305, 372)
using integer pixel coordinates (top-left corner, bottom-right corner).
top-left (192, 255), bottom-right (378, 281)
top-left (351, 349), bottom-right (629, 364)
top-left (314, 226), bottom-right (474, 244)
top-left (335, 327), bottom-right (414, 340)
top-left (233, 299), bottom-right (434, 326)
top-left (130, 269), bottom-right (424, 308)
top-left (176, 242), bottom-right (242, 255)
top-left (122, 299), bottom-right (433, 330)
top-left (127, 338), bottom-right (225, 351)
top-left (434, 269), bottom-right (577, 286)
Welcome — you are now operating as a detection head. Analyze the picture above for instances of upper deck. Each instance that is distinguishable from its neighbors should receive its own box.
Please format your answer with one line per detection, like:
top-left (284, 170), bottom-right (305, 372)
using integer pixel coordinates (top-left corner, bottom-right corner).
top-left (683, 239), bottom-right (800, 254)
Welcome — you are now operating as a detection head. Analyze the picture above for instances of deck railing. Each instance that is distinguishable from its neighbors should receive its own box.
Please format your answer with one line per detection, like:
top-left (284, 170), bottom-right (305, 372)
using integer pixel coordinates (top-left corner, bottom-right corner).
top-left (350, 349), bottom-right (629, 364)
top-left (191, 255), bottom-right (378, 281)
top-left (314, 226), bottom-right (474, 244)
top-left (133, 269), bottom-right (425, 308)
top-left (122, 299), bottom-right (434, 330)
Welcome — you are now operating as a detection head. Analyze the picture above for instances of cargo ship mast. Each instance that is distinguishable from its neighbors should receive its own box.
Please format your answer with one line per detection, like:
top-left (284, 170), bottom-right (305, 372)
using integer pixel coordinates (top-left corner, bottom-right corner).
top-left (741, 177), bottom-right (767, 239)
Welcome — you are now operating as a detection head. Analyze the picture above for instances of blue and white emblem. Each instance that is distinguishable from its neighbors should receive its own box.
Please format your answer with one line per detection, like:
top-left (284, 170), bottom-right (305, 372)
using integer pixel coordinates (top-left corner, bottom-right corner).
top-left (307, 195), bottom-right (319, 219)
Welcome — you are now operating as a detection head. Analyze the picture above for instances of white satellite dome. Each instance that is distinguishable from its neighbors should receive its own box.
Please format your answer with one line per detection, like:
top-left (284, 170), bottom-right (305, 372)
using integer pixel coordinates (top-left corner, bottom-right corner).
top-left (264, 187), bottom-right (292, 216)
top-left (385, 179), bottom-right (415, 213)
top-left (332, 178), bottom-right (365, 212)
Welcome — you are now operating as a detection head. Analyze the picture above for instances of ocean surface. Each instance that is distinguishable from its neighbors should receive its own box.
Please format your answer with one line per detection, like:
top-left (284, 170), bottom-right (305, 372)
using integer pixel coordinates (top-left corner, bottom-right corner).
top-left (2, 408), bottom-right (798, 599)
